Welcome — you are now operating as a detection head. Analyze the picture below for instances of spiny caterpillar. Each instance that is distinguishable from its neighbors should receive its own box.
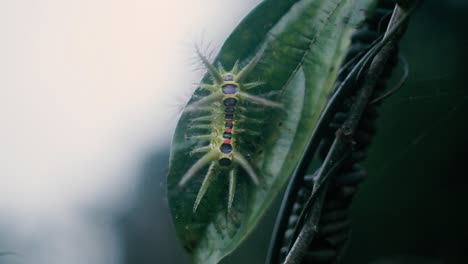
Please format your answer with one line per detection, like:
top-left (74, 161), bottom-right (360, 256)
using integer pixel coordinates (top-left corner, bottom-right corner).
top-left (178, 48), bottom-right (281, 214)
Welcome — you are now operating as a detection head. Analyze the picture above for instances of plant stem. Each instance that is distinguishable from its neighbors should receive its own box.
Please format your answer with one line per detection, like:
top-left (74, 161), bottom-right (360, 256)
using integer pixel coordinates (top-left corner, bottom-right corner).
top-left (282, 4), bottom-right (409, 264)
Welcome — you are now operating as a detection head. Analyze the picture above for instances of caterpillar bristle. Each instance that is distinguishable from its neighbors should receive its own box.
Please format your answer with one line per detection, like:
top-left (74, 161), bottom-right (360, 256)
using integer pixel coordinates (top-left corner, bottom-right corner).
top-left (184, 93), bottom-right (223, 112)
top-left (243, 81), bottom-right (265, 90)
top-left (235, 52), bottom-right (262, 83)
top-left (228, 168), bottom-right (237, 214)
top-left (187, 124), bottom-right (212, 130)
top-left (195, 45), bottom-right (223, 84)
top-left (190, 146), bottom-right (211, 155)
top-left (233, 152), bottom-right (260, 186)
top-left (231, 60), bottom-right (240, 74)
top-left (217, 63), bottom-right (226, 74)
top-left (198, 83), bottom-right (217, 92)
top-left (185, 134), bottom-right (212, 141)
top-left (236, 129), bottom-right (261, 137)
top-left (238, 92), bottom-right (283, 108)
top-left (178, 151), bottom-right (216, 187)
top-left (193, 162), bottom-right (217, 212)
top-left (190, 115), bottom-right (213, 122)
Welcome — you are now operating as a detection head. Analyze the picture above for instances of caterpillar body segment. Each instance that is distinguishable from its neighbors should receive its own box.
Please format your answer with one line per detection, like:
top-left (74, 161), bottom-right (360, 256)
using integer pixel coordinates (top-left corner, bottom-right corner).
top-left (178, 51), bottom-right (279, 214)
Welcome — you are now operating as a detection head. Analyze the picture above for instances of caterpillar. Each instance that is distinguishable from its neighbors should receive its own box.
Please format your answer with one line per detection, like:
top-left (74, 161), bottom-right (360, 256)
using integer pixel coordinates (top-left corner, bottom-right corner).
top-left (168, 1), bottom-right (380, 260)
top-left (177, 48), bottom-right (281, 214)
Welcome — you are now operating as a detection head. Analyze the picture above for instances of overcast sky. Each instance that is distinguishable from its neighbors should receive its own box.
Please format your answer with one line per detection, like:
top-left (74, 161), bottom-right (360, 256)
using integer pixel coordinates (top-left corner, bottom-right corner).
top-left (0, 1), bottom-right (260, 263)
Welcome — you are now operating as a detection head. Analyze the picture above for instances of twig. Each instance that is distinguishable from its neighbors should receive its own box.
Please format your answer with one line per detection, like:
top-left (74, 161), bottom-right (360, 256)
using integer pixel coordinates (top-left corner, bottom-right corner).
top-left (282, 4), bottom-right (409, 264)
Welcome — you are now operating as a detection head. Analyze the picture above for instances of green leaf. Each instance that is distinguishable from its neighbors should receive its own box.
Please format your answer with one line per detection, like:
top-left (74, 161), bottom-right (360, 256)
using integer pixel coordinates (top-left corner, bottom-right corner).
top-left (167, 0), bottom-right (377, 263)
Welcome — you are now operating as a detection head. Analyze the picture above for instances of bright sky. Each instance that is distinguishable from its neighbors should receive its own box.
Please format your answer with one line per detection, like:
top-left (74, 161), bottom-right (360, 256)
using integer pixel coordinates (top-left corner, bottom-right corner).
top-left (0, 1), bottom-right (260, 263)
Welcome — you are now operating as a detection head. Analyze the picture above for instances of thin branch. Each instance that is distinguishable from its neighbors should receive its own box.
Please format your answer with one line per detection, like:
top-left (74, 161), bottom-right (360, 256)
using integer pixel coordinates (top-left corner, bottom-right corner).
top-left (282, 4), bottom-right (410, 264)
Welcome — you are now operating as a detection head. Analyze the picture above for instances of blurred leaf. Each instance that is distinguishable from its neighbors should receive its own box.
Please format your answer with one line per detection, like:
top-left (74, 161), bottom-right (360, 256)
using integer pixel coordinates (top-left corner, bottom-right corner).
top-left (167, 0), bottom-right (376, 263)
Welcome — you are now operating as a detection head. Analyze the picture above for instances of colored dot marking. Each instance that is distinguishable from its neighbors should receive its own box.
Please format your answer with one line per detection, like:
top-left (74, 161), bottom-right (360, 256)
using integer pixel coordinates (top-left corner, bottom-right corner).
top-left (219, 158), bottom-right (232, 166)
top-left (223, 98), bottom-right (237, 106)
top-left (222, 84), bottom-right (237, 94)
top-left (220, 143), bottom-right (232, 154)
top-left (222, 96), bottom-right (236, 152)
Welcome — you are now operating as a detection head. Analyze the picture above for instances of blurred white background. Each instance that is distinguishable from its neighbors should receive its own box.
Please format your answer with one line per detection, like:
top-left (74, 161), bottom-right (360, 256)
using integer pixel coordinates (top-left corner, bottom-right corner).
top-left (0, 1), bottom-right (260, 263)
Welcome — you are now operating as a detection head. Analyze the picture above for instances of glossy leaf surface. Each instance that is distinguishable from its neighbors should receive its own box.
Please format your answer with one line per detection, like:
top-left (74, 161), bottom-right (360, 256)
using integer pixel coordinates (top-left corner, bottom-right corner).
top-left (167, 0), bottom-right (376, 263)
